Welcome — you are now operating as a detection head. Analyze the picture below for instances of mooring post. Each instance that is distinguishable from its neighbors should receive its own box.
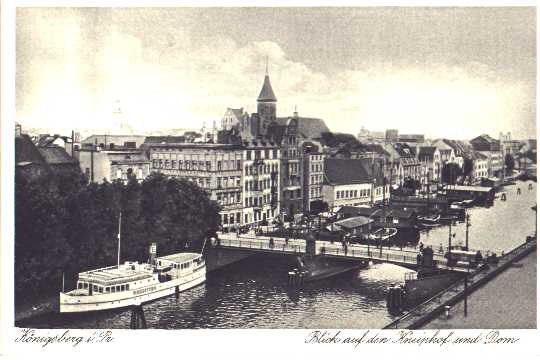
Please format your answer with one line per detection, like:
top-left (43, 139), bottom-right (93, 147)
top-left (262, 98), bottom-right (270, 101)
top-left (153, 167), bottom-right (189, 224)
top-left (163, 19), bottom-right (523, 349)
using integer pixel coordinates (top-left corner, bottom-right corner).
top-left (464, 274), bottom-right (468, 317)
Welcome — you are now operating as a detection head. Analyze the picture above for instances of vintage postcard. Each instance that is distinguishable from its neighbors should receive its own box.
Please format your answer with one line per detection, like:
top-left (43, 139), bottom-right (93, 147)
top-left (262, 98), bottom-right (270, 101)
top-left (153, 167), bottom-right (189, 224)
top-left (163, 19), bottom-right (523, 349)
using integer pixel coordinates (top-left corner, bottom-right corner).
top-left (1, 2), bottom-right (538, 359)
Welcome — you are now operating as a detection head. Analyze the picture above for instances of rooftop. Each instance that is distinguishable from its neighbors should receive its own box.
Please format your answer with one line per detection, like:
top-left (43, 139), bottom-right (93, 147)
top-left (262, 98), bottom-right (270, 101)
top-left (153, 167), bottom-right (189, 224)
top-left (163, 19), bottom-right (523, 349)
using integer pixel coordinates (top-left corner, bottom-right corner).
top-left (158, 252), bottom-right (201, 264)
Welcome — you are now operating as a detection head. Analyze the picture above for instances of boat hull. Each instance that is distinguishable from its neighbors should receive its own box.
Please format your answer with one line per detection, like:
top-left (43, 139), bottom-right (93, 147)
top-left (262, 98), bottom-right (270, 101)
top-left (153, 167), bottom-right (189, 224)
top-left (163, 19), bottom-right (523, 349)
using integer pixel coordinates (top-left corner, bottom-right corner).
top-left (298, 256), bottom-right (367, 282)
top-left (59, 269), bottom-right (205, 313)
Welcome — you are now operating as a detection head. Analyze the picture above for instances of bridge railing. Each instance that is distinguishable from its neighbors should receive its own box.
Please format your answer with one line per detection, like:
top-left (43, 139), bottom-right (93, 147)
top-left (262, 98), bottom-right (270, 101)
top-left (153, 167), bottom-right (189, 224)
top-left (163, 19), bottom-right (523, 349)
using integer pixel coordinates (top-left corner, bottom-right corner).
top-left (217, 237), bottom-right (306, 254)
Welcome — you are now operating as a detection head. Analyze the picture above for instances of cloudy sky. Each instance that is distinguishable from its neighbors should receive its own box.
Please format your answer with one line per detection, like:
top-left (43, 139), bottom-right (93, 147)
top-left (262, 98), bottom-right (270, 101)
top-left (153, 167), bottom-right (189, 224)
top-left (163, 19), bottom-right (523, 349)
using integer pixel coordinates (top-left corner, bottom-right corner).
top-left (16, 7), bottom-right (536, 139)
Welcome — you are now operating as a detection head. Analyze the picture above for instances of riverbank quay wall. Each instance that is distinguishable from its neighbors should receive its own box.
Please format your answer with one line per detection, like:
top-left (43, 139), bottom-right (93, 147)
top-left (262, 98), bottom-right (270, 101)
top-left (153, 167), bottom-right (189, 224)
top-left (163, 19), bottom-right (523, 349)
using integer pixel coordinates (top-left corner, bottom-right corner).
top-left (383, 238), bottom-right (537, 329)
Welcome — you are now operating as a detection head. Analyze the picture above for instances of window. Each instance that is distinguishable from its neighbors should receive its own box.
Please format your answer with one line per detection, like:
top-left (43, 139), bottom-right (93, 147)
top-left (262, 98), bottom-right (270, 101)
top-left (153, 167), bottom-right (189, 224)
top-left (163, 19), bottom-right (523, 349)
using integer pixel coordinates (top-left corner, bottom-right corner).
top-left (121, 285), bottom-right (125, 291)
top-left (105, 287), bottom-right (110, 293)
top-left (236, 160), bottom-right (241, 170)
top-left (217, 161), bottom-right (222, 171)
top-left (116, 286), bottom-right (120, 292)
top-left (247, 151), bottom-right (252, 160)
top-left (99, 287), bottom-right (103, 293)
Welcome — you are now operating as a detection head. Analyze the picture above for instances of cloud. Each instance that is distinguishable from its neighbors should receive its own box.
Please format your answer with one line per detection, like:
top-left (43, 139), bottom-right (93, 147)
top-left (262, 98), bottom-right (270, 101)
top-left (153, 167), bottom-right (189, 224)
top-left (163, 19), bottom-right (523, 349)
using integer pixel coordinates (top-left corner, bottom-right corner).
top-left (16, 9), bottom-right (535, 140)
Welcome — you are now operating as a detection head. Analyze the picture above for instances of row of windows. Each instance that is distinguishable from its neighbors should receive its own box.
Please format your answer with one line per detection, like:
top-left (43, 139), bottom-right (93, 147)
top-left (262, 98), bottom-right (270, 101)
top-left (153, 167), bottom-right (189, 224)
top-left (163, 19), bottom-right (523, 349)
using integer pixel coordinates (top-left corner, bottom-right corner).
top-left (217, 192), bottom-right (241, 205)
top-left (310, 187), bottom-right (322, 198)
top-left (311, 164), bottom-right (322, 172)
top-left (336, 188), bottom-right (371, 200)
top-left (282, 148), bottom-right (298, 159)
top-left (222, 212), bottom-right (241, 225)
top-left (246, 149), bottom-right (279, 160)
top-left (152, 159), bottom-right (242, 172)
top-left (77, 282), bottom-right (130, 293)
top-left (310, 174), bottom-right (323, 185)
top-left (245, 163), bottom-right (278, 176)
top-left (217, 176), bottom-right (241, 189)
top-left (245, 178), bottom-right (273, 192)
top-left (244, 194), bottom-right (274, 207)
top-left (288, 163), bottom-right (299, 174)
top-left (283, 189), bottom-right (302, 200)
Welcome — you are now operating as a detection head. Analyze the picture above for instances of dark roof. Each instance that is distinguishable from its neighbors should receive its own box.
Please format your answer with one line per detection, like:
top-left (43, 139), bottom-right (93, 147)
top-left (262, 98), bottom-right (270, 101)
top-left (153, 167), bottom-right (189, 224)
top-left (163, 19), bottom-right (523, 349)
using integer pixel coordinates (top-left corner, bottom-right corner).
top-left (338, 206), bottom-right (377, 217)
top-left (275, 116), bottom-right (330, 140)
top-left (257, 75), bottom-right (277, 102)
top-left (324, 158), bottom-right (374, 185)
top-left (16, 134), bottom-right (45, 166)
top-left (144, 136), bottom-right (186, 144)
top-left (392, 143), bottom-right (415, 157)
top-left (266, 123), bottom-right (288, 143)
top-left (418, 146), bottom-right (436, 160)
top-left (363, 144), bottom-right (391, 157)
top-left (38, 147), bottom-right (77, 165)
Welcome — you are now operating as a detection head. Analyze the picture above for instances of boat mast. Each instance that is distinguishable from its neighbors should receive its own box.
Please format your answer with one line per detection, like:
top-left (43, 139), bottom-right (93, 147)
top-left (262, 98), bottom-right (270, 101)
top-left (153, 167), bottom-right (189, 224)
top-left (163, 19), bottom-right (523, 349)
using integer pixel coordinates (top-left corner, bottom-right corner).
top-left (117, 211), bottom-right (122, 267)
top-left (200, 237), bottom-right (208, 254)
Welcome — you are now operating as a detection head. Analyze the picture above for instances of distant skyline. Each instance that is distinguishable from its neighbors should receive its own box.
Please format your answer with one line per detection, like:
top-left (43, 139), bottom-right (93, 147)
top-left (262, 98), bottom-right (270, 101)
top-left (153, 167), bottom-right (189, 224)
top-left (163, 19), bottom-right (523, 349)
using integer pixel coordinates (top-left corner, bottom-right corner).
top-left (16, 7), bottom-right (536, 140)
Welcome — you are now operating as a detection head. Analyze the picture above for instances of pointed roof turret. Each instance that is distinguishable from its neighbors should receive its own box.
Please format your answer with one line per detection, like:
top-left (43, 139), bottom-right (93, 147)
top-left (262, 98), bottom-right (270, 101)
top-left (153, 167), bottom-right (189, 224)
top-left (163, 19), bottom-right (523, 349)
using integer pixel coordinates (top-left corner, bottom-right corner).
top-left (257, 61), bottom-right (277, 102)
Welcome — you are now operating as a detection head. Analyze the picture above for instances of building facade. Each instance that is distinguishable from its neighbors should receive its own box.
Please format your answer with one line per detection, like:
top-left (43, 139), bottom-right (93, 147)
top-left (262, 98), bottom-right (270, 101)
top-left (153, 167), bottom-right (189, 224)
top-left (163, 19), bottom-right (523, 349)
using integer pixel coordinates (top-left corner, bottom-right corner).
top-left (148, 143), bottom-right (244, 229)
top-left (78, 145), bottom-right (150, 184)
top-left (301, 141), bottom-right (325, 213)
top-left (242, 140), bottom-right (281, 226)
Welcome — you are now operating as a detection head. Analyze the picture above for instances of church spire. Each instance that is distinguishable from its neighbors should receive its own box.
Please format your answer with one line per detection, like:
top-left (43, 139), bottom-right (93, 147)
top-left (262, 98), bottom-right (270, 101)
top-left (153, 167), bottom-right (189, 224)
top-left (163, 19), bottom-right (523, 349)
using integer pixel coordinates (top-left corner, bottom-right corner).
top-left (257, 60), bottom-right (277, 102)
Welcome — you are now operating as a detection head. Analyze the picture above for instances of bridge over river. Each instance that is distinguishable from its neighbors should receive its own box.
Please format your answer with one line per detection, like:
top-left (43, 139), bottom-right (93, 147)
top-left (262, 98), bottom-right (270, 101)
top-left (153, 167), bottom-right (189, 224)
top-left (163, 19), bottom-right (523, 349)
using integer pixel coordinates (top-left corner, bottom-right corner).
top-left (215, 232), bottom-right (471, 273)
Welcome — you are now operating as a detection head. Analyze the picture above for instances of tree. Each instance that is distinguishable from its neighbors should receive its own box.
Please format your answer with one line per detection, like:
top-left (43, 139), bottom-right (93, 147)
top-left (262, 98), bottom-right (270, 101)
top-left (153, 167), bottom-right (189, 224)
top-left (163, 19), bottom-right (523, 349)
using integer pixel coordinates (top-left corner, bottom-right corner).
top-left (15, 170), bottom-right (220, 302)
top-left (441, 163), bottom-right (463, 185)
top-left (463, 158), bottom-right (473, 177)
top-left (505, 153), bottom-right (515, 173)
top-left (310, 200), bottom-right (329, 215)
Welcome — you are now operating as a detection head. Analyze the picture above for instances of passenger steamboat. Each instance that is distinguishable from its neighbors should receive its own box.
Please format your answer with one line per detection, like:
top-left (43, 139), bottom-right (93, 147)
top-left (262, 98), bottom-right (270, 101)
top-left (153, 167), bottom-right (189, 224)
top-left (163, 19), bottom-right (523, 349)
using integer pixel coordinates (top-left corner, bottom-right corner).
top-left (59, 213), bottom-right (206, 313)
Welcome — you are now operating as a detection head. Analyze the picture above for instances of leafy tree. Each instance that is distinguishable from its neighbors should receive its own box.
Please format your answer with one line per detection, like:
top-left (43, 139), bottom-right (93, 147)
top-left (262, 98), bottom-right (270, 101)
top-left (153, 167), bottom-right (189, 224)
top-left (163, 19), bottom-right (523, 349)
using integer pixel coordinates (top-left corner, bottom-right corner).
top-left (504, 153), bottom-right (515, 173)
top-left (310, 200), bottom-right (329, 215)
top-left (441, 163), bottom-right (463, 185)
top-left (15, 170), bottom-right (220, 302)
top-left (463, 158), bottom-right (473, 177)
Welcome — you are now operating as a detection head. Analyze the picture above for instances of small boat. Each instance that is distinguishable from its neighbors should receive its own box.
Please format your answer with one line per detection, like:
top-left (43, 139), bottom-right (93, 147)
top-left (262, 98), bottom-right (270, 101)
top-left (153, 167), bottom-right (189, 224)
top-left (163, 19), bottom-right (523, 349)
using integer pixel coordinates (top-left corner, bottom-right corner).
top-left (417, 214), bottom-right (441, 226)
top-left (368, 227), bottom-right (398, 241)
top-left (293, 255), bottom-right (365, 282)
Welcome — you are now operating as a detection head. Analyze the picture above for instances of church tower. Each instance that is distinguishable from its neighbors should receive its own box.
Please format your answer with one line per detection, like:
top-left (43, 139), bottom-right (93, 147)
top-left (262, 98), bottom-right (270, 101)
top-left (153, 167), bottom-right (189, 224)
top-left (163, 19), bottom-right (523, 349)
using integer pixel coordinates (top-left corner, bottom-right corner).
top-left (257, 59), bottom-right (277, 136)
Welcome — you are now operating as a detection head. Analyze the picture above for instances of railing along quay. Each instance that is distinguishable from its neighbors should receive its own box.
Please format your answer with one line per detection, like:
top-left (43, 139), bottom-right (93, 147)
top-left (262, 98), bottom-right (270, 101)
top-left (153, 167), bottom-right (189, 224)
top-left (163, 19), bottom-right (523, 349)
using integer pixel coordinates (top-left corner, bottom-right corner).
top-left (383, 238), bottom-right (537, 329)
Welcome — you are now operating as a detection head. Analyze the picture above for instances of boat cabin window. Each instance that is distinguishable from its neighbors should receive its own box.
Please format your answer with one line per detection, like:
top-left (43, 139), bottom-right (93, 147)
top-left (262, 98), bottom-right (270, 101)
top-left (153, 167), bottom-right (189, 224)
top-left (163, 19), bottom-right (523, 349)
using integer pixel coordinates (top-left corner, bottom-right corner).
top-left (105, 287), bottom-right (110, 293)
top-left (93, 285), bottom-right (98, 292)
top-left (111, 287), bottom-right (116, 293)
top-left (116, 285), bottom-right (121, 292)
top-left (121, 285), bottom-right (125, 291)
top-left (83, 283), bottom-right (88, 289)
top-left (78, 282), bottom-right (83, 289)
top-left (126, 284), bottom-right (129, 290)
top-left (98, 287), bottom-right (103, 293)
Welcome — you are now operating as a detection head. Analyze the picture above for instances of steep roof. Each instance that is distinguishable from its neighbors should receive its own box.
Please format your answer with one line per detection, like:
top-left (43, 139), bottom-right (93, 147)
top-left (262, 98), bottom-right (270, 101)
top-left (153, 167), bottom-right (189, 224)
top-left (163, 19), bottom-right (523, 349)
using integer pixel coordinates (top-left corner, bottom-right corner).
top-left (257, 75), bottom-right (277, 102)
top-left (38, 147), bottom-right (77, 165)
top-left (16, 134), bottom-right (46, 166)
top-left (324, 158), bottom-right (375, 185)
top-left (275, 116), bottom-right (330, 140)
top-left (418, 146), bottom-right (436, 160)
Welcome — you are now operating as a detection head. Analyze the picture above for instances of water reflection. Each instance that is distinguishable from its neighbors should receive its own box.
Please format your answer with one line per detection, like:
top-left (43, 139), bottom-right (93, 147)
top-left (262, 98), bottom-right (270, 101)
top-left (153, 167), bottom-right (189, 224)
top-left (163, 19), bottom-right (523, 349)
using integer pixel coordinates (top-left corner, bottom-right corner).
top-left (20, 181), bottom-right (535, 329)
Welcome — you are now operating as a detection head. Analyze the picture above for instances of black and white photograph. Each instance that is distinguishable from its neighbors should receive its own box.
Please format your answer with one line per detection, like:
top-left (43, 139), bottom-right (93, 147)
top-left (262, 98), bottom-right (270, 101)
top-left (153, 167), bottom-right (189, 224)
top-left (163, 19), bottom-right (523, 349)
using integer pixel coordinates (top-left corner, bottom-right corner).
top-left (1, 3), bottom-right (538, 357)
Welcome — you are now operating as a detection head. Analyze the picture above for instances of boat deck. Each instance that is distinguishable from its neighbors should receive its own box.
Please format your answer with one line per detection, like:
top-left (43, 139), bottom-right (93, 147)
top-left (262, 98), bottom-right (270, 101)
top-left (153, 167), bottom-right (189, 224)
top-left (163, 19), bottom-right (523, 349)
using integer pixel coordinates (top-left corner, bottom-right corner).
top-left (79, 264), bottom-right (153, 286)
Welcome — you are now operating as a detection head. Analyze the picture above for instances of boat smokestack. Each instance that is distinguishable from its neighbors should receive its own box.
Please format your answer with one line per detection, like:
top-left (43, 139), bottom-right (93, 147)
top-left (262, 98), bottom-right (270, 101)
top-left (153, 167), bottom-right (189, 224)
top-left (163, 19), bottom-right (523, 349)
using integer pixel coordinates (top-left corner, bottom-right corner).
top-left (149, 242), bottom-right (157, 265)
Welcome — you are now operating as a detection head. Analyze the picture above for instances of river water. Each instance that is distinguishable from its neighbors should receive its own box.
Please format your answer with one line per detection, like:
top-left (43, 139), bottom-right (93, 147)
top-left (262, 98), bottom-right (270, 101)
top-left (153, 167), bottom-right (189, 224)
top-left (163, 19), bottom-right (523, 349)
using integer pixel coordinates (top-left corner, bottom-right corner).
top-left (20, 181), bottom-right (536, 329)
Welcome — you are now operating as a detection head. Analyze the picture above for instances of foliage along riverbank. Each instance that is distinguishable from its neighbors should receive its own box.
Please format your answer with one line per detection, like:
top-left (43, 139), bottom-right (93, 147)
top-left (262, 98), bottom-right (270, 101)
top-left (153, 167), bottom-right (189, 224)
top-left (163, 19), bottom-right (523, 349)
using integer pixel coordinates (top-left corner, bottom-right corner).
top-left (15, 170), bottom-right (220, 304)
